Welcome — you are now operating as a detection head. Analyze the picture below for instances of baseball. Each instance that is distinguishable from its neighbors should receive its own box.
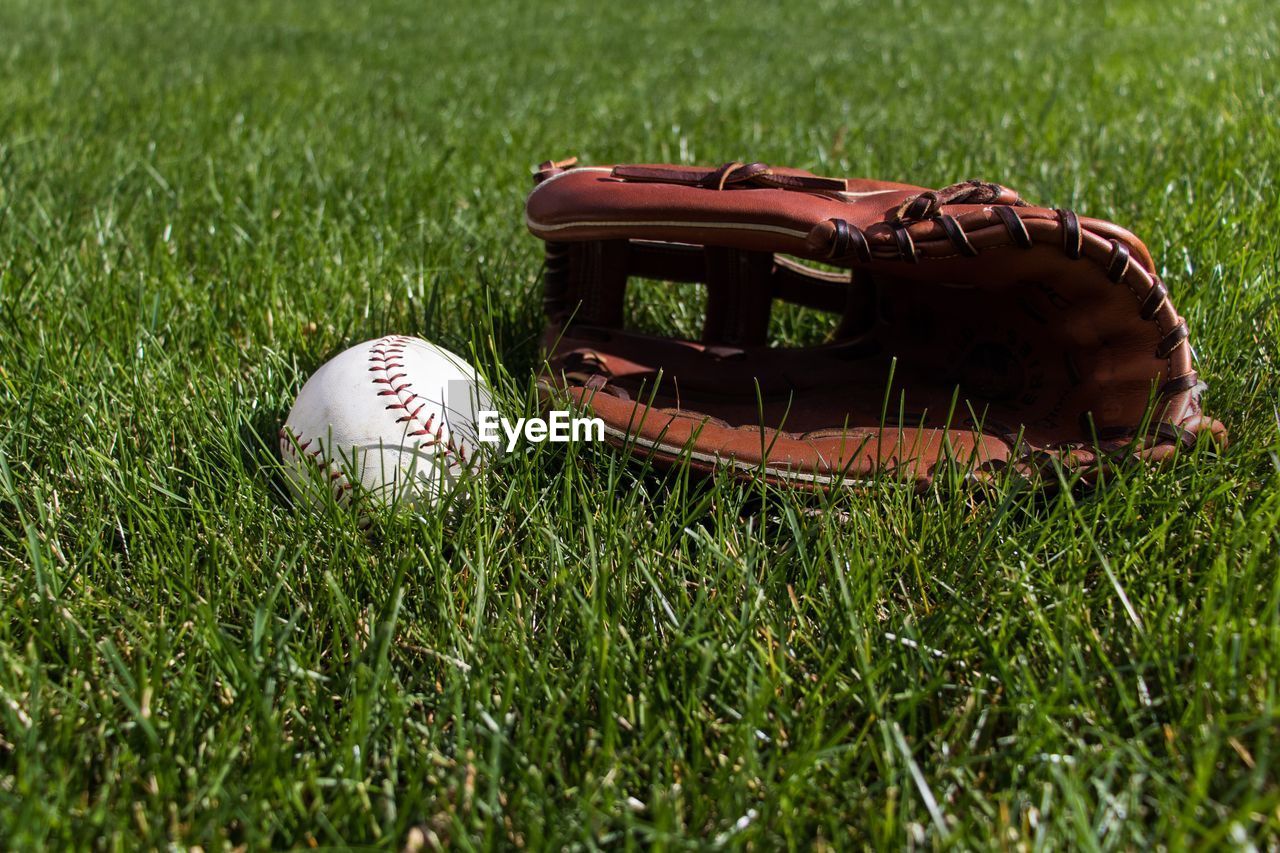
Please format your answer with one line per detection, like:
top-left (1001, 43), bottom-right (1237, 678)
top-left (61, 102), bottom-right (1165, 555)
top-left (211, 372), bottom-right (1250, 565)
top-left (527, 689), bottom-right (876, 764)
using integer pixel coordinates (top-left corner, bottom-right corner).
top-left (280, 335), bottom-right (492, 516)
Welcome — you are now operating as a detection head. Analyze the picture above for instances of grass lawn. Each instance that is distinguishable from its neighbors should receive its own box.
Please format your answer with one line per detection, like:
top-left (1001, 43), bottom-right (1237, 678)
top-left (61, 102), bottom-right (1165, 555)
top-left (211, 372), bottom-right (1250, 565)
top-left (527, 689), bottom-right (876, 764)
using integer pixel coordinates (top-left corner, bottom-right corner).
top-left (1, 0), bottom-right (1278, 847)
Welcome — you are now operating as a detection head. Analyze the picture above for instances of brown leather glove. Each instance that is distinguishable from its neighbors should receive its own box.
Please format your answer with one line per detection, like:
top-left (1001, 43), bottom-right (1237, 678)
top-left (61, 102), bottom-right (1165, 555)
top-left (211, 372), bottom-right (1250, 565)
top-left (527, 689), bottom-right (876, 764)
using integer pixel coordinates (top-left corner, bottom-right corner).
top-left (526, 157), bottom-right (1226, 489)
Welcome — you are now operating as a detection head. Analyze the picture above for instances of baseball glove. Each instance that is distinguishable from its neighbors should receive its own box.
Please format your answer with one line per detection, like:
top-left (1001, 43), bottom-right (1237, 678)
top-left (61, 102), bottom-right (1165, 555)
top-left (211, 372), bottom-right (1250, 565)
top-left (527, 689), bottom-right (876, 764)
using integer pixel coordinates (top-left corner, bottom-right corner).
top-left (526, 157), bottom-right (1226, 489)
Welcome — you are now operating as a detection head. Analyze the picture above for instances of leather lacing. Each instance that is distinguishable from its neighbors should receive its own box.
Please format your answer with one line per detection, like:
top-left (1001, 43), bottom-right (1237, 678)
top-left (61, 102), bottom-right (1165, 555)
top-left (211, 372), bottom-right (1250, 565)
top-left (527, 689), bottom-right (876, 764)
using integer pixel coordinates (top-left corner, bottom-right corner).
top-left (891, 180), bottom-right (1027, 222)
top-left (829, 218), bottom-right (871, 262)
top-left (820, 191), bottom-right (1198, 448)
top-left (1057, 208), bottom-right (1083, 259)
top-left (611, 161), bottom-right (849, 194)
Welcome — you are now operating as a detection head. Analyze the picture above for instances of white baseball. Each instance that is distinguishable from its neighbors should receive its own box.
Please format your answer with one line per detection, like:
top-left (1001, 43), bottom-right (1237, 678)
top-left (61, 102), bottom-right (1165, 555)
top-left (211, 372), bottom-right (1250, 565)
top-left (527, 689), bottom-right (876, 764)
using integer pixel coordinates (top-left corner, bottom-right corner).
top-left (280, 335), bottom-right (492, 515)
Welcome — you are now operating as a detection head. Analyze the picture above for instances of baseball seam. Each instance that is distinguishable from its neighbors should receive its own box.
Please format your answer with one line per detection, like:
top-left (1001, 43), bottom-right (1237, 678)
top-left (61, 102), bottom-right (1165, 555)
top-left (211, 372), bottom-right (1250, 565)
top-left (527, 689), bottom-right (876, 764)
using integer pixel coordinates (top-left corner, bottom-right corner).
top-left (366, 335), bottom-right (473, 474)
top-left (278, 427), bottom-right (357, 506)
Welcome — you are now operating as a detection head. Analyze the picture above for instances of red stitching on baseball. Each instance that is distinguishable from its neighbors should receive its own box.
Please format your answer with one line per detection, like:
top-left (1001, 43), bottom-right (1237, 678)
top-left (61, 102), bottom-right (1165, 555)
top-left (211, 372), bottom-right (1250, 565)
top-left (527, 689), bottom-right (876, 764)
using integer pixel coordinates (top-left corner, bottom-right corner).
top-left (279, 426), bottom-right (356, 507)
top-left (366, 336), bottom-right (474, 472)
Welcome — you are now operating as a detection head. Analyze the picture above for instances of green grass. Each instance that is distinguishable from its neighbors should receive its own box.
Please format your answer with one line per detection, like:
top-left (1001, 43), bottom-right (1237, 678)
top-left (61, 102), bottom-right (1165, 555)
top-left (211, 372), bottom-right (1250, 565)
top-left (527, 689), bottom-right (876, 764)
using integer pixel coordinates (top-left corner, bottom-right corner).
top-left (1, 0), bottom-right (1278, 848)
